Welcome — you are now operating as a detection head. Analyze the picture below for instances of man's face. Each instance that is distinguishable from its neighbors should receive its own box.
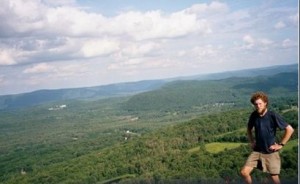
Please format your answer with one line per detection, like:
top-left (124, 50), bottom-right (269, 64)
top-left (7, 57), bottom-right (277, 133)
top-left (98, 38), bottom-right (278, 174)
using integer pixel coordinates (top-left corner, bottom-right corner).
top-left (253, 98), bottom-right (267, 114)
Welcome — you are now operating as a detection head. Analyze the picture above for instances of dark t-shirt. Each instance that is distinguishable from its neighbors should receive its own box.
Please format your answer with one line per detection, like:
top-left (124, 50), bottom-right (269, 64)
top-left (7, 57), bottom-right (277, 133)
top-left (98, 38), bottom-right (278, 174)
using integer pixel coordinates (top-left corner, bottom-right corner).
top-left (248, 110), bottom-right (288, 154)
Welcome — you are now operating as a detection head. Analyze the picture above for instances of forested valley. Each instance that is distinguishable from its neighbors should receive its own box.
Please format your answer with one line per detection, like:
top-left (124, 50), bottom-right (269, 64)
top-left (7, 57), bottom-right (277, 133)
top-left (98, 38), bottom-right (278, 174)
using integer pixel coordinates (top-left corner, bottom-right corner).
top-left (0, 70), bottom-right (298, 184)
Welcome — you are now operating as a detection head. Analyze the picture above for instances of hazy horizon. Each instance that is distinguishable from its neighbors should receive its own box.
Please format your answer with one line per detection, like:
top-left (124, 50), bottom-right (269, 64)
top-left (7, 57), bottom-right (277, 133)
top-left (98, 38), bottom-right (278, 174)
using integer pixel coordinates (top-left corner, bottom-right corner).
top-left (1, 63), bottom-right (297, 96)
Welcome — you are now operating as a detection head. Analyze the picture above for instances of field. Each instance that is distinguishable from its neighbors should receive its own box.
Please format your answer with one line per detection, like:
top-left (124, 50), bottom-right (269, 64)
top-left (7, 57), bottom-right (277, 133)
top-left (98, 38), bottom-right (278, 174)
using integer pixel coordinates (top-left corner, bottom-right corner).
top-left (204, 142), bottom-right (248, 154)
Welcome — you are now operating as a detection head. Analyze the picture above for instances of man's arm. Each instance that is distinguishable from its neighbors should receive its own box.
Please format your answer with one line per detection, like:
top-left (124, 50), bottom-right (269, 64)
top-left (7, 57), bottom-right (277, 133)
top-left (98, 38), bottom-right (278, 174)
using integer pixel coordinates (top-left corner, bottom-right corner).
top-left (270, 125), bottom-right (294, 151)
top-left (247, 127), bottom-right (255, 149)
top-left (279, 125), bottom-right (294, 145)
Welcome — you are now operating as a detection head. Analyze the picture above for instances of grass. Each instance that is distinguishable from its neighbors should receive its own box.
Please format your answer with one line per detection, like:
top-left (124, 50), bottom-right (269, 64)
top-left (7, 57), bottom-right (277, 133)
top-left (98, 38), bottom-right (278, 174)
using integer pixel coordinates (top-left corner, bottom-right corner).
top-left (205, 142), bottom-right (247, 154)
top-left (188, 146), bottom-right (201, 153)
top-left (188, 142), bottom-right (247, 154)
top-left (198, 139), bottom-right (298, 154)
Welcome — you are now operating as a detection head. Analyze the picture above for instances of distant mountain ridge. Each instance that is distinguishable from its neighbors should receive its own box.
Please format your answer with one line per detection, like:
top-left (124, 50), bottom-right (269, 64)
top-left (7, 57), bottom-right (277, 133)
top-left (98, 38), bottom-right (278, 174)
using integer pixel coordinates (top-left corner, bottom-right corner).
top-left (0, 63), bottom-right (297, 110)
top-left (0, 80), bottom-right (166, 110)
top-left (122, 72), bottom-right (298, 112)
top-left (172, 63), bottom-right (298, 81)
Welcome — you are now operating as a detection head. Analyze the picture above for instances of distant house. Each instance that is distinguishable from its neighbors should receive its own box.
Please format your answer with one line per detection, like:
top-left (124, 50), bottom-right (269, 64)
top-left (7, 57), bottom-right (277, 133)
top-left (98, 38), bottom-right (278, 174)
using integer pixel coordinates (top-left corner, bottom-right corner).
top-left (130, 117), bottom-right (139, 121)
top-left (48, 104), bottom-right (67, 111)
top-left (60, 104), bottom-right (67, 108)
top-left (21, 168), bottom-right (26, 175)
top-left (124, 130), bottom-right (141, 140)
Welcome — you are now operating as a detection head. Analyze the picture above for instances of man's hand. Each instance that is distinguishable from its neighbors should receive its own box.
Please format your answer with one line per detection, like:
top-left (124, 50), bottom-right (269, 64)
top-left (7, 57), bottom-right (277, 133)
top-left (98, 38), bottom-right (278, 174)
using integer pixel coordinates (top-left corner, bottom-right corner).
top-left (269, 143), bottom-right (283, 152)
top-left (250, 142), bottom-right (256, 149)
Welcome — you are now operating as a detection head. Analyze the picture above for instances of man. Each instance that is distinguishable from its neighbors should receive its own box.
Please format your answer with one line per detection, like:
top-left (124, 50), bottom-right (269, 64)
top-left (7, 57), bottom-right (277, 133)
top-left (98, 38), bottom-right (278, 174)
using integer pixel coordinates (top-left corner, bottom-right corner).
top-left (240, 91), bottom-right (294, 184)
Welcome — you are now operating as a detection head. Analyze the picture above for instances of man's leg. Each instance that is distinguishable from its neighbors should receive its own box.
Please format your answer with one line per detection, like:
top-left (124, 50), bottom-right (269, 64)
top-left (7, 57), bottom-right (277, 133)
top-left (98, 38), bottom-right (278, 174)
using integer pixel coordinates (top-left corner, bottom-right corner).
top-left (240, 166), bottom-right (254, 184)
top-left (263, 152), bottom-right (281, 184)
top-left (270, 174), bottom-right (280, 184)
top-left (241, 152), bottom-right (259, 184)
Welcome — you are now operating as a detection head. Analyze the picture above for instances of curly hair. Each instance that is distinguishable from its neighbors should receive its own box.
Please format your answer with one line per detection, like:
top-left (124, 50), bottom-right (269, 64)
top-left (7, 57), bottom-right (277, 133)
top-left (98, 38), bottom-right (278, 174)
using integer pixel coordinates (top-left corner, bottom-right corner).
top-left (250, 91), bottom-right (269, 105)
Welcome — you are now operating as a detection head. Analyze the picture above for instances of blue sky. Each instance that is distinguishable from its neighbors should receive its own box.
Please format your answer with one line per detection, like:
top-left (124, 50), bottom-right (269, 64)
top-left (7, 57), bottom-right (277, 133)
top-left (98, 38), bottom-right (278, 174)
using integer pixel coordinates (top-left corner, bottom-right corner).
top-left (0, 0), bottom-right (298, 95)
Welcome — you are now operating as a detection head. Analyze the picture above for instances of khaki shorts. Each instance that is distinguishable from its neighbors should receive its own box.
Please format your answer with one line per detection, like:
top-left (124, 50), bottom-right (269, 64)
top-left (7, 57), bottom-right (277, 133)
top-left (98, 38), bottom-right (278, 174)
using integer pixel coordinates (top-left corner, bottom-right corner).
top-left (244, 151), bottom-right (281, 175)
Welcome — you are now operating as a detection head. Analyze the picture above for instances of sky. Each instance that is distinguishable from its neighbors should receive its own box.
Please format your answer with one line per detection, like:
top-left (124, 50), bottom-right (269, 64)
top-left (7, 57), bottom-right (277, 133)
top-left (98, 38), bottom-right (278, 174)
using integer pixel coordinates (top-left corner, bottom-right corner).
top-left (0, 0), bottom-right (298, 95)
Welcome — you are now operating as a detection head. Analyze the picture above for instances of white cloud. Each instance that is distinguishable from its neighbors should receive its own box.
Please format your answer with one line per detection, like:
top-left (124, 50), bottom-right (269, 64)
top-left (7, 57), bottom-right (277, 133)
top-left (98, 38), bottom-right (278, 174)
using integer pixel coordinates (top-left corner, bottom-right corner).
top-left (107, 58), bottom-right (142, 70)
top-left (177, 50), bottom-right (186, 57)
top-left (282, 38), bottom-right (297, 48)
top-left (54, 63), bottom-right (89, 77)
top-left (289, 13), bottom-right (298, 26)
top-left (23, 63), bottom-right (54, 74)
top-left (242, 35), bottom-right (255, 49)
top-left (0, 0), bottom-right (47, 35)
top-left (43, 0), bottom-right (76, 6)
top-left (108, 54), bottom-right (178, 72)
top-left (241, 35), bottom-right (274, 51)
top-left (120, 42), bottom-right (160, 58)
top-left (191, 45), bottom-right (215, 59)
top-left (0, 49), bottom-right (17, 65)
top-left (259, 38), bottom-right (273, 46)
top-left (243, 35), bottom-right (255, 44)
top-left (1, 0), bottom-right (213, 40)
top-left (114, 10), bottom-right (210, 41)
top-left (274, 21), bottom-right (286, 29)
top-left (184, 2), bottom-right (229, 16)
top-left (45, 7), bottom-right (109, 36)
top-left (21, 62), bottom-right (90, 89)
top-left (1, 0), bottom-right (212, 65)
top-left (80, 39), bottom-right (120, 58)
